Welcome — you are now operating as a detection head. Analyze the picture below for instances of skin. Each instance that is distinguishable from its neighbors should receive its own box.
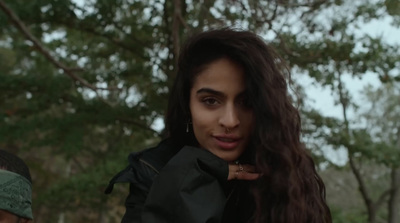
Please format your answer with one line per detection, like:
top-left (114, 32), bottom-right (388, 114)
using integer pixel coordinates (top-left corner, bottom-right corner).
top-left (189, 58), bottom-right (260, 181)
top-left (0, 210), bottom-right (31, 223)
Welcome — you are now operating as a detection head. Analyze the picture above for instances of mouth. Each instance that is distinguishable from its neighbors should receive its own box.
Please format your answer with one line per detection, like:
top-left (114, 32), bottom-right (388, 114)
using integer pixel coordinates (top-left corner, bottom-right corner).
top-left (214, 135), bottom-right (241, 150)
top-left (217, 137), bottom-right (237, 142)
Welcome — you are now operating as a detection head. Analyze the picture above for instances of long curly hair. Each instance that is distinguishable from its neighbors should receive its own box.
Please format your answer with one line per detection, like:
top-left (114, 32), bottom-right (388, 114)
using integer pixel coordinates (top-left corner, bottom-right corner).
top-left (165, 28), bottom-right (331, 223)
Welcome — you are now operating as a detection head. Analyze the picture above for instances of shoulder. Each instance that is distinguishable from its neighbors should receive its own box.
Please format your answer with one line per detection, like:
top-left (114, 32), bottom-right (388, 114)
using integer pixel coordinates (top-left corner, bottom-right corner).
top-left (157, 146), bottom-right (229, 183)
top-left (142, 146), bottom-right (229, 223)
top-left (131, 138), bottom-right (182, 174)
top-left (104, 138), bottom-right (181, 194)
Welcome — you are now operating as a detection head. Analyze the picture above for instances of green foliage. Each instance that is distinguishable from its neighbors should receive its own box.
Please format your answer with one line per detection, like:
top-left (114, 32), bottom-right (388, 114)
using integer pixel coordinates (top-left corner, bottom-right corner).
top-left (0, 47), bottom-right (16, 73)
top-left (385, 0), bottom-right (400, 18)
top-left (330, 205), bottom-right (368, 223)
top-left (1, 0), bottom-right (399, 222)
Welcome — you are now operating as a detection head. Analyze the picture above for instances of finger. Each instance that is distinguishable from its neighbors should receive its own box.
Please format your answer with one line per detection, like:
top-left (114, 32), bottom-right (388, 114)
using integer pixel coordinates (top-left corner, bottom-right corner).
top-left (228, 163), bottom-right (239, 173)
top-left (236, 171), bottom-right (260, 181)
top-left (227, 170), bottom-right (260, 181)
top-left (241, 164), bottom-right (257, 173)
top-left (228, 163), bottom-right (257, 173)
top-left (227, 170), bottom-right (237, 180)
top-left (238, 163), bottom-right (244, 172)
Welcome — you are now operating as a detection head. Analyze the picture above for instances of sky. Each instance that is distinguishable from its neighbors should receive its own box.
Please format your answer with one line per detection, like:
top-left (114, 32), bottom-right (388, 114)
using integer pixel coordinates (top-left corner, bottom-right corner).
top-left (68, 0), bottom-right (399, 123)
top-left (305, 15), bottom-right (399, 121)
top-left (300, 15), bottom-right (400, 165)
top-left (68, 0), bottom-right (400, 165)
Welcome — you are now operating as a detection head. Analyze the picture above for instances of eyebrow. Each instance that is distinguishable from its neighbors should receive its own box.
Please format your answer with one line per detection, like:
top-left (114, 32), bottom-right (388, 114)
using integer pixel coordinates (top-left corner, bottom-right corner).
top-left (196, 88), bottom-right (247, 98)
top-left (196, 88), bottom-right (225, 97)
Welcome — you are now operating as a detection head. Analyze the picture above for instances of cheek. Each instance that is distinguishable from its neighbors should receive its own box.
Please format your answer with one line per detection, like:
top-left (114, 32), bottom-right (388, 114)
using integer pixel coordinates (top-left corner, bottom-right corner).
top-left (191, 114), bottom-right (210, 148)
top-left (189, 98), bottom-right (207, 125)
top-left (190, 102), bottom-right (215, 138)
top-left (242, 112), bottom-right (255, 132)
top-left (191, 110), bottom-right (213, 132)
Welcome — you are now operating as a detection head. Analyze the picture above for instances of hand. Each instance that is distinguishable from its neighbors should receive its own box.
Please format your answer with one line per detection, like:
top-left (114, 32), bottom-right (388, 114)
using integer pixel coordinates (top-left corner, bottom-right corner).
top-left (227, 162), bottom-right (260, 181)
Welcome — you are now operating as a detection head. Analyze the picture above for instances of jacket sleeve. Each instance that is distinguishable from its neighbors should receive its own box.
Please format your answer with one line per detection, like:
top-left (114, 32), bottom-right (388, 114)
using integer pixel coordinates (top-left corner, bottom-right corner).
top-left (142, 146), bottom-right (229, 223)
top-left (105, 153), bottom-right (158, 223)
top-left (122, 159), bottom-right (159, 223)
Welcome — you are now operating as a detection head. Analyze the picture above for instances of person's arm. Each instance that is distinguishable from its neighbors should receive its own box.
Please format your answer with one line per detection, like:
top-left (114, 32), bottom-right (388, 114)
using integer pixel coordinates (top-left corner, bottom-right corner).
top-left (105, 154), bottom-right (158, 223)
top-left (141, 146), bottom-right (229, 223)
top-left (121, 160), bottom-right (158, 223)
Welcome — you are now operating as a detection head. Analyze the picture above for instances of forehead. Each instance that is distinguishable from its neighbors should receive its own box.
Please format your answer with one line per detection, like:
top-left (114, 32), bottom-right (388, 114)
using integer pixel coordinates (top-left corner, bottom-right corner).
top-left (0, 209), bottom-right (19, 222)
top-left (191, 58), bottom-right (246, 93)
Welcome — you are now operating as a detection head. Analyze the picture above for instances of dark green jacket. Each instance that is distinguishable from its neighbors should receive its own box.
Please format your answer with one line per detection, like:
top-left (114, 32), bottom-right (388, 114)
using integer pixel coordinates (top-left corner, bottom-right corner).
top-left (105, 139), bottom-right (254, 223)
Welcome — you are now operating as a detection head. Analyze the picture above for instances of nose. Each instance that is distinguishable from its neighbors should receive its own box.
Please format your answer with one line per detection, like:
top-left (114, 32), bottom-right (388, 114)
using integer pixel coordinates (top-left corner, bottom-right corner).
top-left (219, 104), bottom-right (240, 129)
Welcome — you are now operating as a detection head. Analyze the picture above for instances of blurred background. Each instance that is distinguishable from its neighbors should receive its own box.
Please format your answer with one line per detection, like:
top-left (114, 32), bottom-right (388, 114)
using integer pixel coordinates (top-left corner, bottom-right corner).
top-left (0, 0), bottom-right (399, 222)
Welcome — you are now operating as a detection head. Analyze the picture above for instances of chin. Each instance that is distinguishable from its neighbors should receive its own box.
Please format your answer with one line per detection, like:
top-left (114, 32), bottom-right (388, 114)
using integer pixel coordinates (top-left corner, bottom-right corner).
top-left (217, 153), bottom-right (240, 162)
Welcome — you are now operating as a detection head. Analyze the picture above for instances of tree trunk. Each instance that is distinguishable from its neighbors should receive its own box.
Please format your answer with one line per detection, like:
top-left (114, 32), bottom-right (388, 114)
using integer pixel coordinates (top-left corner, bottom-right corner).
top-left (388, 168), bottom-right (400, 223)
top-left (172, 0), bottom-right (183, 68)
top-left (98, 202), bottom-right (109, 223)
top-left (388, 128), bottom-right (400, 223)
top-left (337, 71), bottom-right (377, 223)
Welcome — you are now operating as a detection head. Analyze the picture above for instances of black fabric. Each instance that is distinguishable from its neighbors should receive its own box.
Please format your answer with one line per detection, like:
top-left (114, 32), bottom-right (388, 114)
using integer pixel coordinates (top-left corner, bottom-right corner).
top-left (142, 146), bottom-right (229, 223)
top-left (221, 181), bottom-right (255, 223)
top-left (105, 139), bottom-right (181, 223)
top-left (105, 139), bottom-right (180, 194)
top-left (105, 140), bottom-right (255, 223)
top-left (138, 139), bottom-right (182, 172)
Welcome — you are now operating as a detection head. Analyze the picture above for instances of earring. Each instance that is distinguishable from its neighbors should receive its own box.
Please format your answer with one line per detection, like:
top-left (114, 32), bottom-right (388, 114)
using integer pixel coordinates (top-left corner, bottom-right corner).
top-left (186, 119), bottom-right (192, 133)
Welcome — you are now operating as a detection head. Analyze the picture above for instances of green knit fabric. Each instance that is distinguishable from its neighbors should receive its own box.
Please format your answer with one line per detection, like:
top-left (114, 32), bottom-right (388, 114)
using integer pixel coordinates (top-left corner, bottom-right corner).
top-left (0, 169), bottom-right (33, 219)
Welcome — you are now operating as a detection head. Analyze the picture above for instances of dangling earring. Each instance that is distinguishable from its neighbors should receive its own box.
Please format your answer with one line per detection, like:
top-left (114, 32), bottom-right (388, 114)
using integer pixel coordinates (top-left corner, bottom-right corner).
top-left (186, 119), bottom-right (192, 133)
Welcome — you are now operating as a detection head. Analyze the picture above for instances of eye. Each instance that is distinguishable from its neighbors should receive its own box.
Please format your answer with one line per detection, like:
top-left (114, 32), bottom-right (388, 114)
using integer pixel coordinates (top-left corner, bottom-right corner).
top-left (237, 97), bottom-right (251, 108)
top-left (202, 97), bottom-right (219, 106)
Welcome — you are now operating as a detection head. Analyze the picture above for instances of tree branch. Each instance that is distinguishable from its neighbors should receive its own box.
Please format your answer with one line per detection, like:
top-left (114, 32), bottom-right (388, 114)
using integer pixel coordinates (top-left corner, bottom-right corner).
top-left (0, 0), bottom-right (120, 92)
top-left (274, 32), bottom-right (301, 57)
top-left (172, 0), bottom-right (183, 68)
top-left (278, 0), bottom-right (328, 8)
top-left (388, 128), bottom-right (400, 223)
top-left (117, 118), bottom-right (162, 137)
top-left (374, 187), bottom-right (391, 210)
top-left (337, 70), bottom-right (376, 223)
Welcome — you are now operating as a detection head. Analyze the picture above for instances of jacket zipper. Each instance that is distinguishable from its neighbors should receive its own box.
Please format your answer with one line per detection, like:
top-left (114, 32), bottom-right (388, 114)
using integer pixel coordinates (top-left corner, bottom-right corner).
top-left (139, 159), bottom-right (160, 174)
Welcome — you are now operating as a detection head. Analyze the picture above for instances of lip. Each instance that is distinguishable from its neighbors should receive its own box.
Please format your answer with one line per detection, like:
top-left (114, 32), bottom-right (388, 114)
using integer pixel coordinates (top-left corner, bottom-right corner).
top-left (213, 134), bottom-right (241, 150)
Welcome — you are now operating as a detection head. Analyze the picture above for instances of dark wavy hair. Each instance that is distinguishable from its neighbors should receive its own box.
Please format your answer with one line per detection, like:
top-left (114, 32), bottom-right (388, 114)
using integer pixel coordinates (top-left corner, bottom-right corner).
top-left (165, 28), bottom-right (331, 223)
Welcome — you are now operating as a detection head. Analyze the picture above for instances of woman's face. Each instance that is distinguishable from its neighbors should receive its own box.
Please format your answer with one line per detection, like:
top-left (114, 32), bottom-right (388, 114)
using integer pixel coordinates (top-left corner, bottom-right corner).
top-left (189, 58), bottom-right (254, 162)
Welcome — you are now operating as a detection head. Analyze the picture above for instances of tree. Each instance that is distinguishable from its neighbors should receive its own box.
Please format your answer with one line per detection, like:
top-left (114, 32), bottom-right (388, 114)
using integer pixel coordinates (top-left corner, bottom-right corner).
top-left (0, 0), bottom-right (166, 221)
top-left (359, 83), bottom-right (400, 223)
top-left (1, 0), bottom-right (399, 222)
top-left (271, 1), bottom-right (400, 222)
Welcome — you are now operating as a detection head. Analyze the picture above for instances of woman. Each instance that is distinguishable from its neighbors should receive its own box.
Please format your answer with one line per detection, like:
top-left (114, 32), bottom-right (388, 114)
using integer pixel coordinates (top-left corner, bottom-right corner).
top-left (105, 28), bottom-right (331, 223)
